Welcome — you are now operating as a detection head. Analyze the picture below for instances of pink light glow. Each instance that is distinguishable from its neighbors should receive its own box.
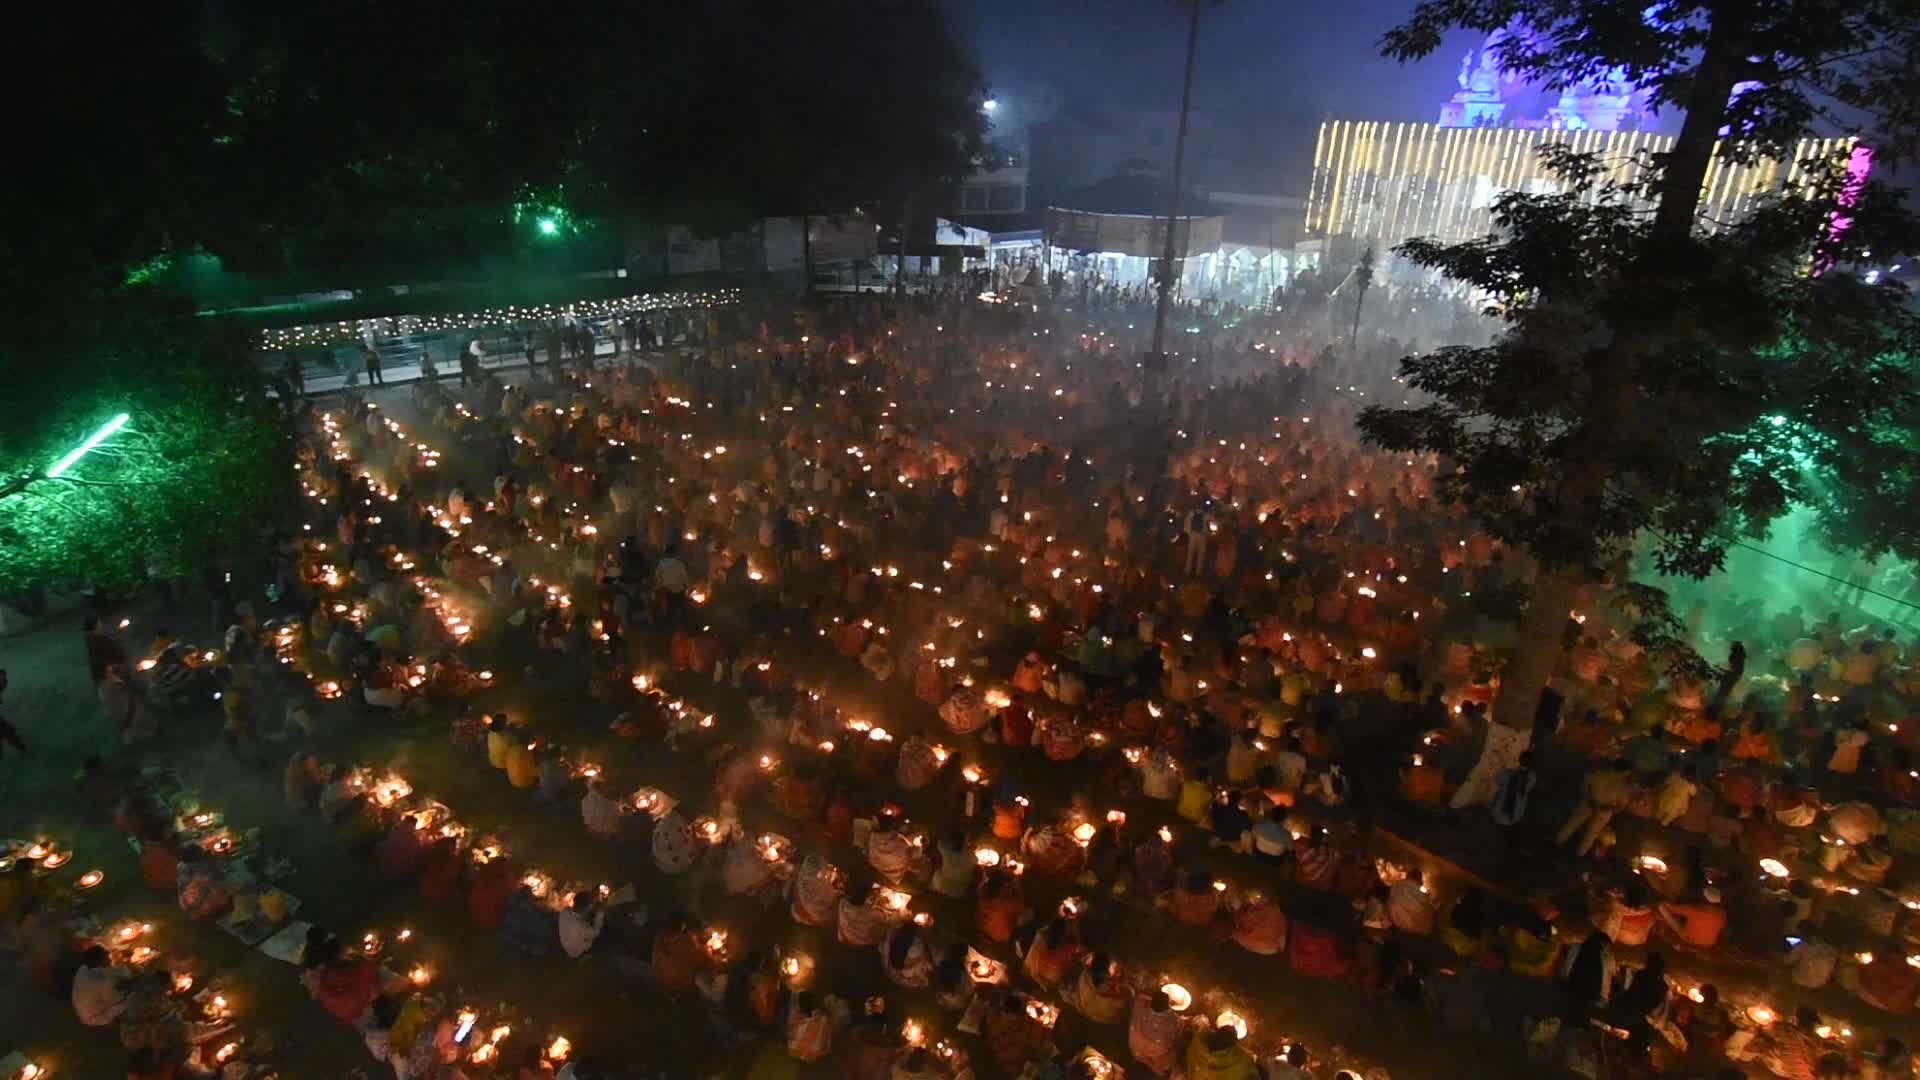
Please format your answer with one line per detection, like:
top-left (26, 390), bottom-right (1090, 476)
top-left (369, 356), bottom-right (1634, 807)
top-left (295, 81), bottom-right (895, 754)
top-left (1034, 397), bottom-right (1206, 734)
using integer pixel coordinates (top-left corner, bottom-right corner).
top-left (1815, 143), bottom-right (1873, 275)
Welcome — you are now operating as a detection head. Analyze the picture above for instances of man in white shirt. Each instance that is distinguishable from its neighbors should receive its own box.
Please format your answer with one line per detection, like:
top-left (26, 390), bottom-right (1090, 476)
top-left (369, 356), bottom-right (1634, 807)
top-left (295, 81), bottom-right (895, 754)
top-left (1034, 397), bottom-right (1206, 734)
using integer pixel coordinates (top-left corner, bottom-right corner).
top-left (1268, 1042), bottom-right (1316, 1079)
top-left (558, 893), bottom-right (605, 959)
top-left (654, 544), bottom-right (690, 596)
top-left (71, 945), bottom-right (129, 1026)
top-left (1785, 934), bottom-right (1838, 989)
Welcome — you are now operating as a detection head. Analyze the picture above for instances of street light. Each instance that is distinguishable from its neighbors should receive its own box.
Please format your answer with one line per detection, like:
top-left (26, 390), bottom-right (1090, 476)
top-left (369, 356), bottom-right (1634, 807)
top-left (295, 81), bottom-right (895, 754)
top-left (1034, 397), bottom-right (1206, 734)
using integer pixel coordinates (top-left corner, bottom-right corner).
top-left (47, 412), bottom-right (130, 478)
top-left (982, 99), bottom-right (998, 114)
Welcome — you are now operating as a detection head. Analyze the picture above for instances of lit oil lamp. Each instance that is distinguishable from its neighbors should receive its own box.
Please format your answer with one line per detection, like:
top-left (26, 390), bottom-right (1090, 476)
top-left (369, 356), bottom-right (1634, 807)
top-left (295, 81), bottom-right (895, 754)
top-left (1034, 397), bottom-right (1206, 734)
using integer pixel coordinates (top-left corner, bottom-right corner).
top-left (1026, 1001), bottom-right (1060, 1028)
top-left (545, 1036), bottom-right (572, 1063)
top-left (1215, 1010), bottom-right (1249, 1040)
top-left (1161, 983), bottom-right (1193, 1011)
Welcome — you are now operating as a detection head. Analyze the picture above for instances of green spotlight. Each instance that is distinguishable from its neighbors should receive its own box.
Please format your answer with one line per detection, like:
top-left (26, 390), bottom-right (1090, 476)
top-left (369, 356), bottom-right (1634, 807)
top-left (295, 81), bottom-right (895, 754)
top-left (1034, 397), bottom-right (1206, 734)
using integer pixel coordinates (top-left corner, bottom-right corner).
top-left (47, 413), bottom-right (130, 478)
top-left (537, 217), bottom-right (559, 236)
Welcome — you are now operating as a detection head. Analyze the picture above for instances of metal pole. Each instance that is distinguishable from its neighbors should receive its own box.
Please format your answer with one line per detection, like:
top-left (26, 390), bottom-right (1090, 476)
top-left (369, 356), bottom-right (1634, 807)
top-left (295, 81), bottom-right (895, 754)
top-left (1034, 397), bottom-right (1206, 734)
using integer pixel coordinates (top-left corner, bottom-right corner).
top-left (1149, 0), bottom-right (1203, 367)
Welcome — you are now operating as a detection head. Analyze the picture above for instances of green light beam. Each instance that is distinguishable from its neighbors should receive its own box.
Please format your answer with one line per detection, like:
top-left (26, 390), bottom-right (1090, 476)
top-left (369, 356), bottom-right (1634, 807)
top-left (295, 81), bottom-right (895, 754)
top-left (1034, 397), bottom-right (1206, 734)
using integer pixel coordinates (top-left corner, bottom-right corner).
top-left (47, 413), bottom-right (130, 478)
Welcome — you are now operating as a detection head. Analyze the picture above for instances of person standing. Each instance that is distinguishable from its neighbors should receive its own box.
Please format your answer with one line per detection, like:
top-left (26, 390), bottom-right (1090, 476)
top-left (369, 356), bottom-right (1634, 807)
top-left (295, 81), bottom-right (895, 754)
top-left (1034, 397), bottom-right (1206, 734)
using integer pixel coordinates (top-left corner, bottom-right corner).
top-left (460, 339), bottom-right (482, 387)
top-left (417, 346), bottom-right (437, 384)
top-left (1490, 751), bottom-right (1539, 838)
top-left (361, 345), bottom-right (384, 386)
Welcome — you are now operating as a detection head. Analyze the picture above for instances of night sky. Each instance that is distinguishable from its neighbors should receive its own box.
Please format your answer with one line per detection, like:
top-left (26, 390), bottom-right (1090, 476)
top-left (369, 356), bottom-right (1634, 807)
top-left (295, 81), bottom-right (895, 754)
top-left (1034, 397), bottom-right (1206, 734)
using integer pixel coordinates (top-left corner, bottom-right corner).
top-left (946, 0), bottom-right (1467, 134)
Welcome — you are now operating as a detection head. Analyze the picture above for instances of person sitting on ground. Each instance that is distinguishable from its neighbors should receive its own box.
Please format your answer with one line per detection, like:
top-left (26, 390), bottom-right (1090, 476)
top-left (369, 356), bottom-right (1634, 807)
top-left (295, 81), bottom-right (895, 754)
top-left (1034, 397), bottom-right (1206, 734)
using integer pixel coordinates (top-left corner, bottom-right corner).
top-left (1230, 889), bottom-right (1288, 956)
top-left (1183, 1021), bottom-right (1259, 1080)
top-left (865, 811), bottom-right (916, 885)
top-left (1438, 886), bottom-right (1488, 958)
top-left (72, 944), bottom-right (131, 1026)
top-left (1251, 804), bottom-right (1294, 864)
top-left (1560, 931), bottom-right (1616, 1011)
top-left (1658, 885), bottom-right (1728, 949)
top-left (1387, 869), bottom-right (1437, 936)
top-left (1556, 758), bottom-right (1634, 858)
top-left (558, 891), bottom-right (605, 960)
top-left (650, 911), bottom-right (713, 996)
top-left (1128, 987), bottom-right (1185, 1077)
top-left (975, 870), bottom-right (1030, 945)
top-left (880, 920), bottom-right (934, 989)
top-left (785, 991), bottom-right (839, 1064)
top-left (1062, 951), bottom-right (1131, 1024)
top-left (1267, 1043), bottom-right (1314, 1080)
top-left (983, 992), bottom-right (1052, 1075)
top-left (1169, 868), bottom-right (1223, 930)
top-left (1021, 916), bottom-right (1085, 989)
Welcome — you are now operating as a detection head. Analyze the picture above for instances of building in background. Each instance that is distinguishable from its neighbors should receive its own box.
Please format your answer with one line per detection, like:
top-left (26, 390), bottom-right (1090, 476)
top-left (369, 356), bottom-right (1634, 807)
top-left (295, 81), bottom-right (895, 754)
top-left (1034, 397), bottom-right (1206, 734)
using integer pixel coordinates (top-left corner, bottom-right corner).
top-left (1304, 120), bottom-right (1859, 251)
top-left (1040, 174), bottom-right (1224, 294)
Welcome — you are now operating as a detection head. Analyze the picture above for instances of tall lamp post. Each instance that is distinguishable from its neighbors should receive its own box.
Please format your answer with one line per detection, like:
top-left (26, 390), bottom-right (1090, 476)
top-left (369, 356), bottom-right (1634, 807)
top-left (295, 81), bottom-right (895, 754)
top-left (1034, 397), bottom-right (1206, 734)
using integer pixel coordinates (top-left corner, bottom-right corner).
top-left (1148, 0), bottom-right (1205, 374)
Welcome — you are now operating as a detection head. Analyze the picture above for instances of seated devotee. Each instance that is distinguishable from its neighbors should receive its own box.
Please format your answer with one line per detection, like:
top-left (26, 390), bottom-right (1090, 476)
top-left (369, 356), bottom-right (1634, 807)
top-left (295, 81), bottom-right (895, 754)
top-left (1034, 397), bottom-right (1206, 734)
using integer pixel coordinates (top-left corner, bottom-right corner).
top-left (785, 991), bottom-right (840, 1064)
top-left (303, 936), bottom-right (391, 1024)
top-left (1184, 1023), bottom-right (1259, 1080)
top-left (975, 870), bottom-right (1030, 945)
top-left (880, 920), bottom-right (935, 988)
top-left (651, 807), bottom-right (700, 875)
top-left (580, 778), bottom-right (624, 836)
top-left (1062, 952), bottom-right (1131, 1024)
top-left (1229, 890), bottom-right (1287, 956)
top-left (1020, 917), bottom-right (1085, 989)
top-left (983, 992), bottom-right (1052, 1075)
top-left (837, 882), bottom-right (900, 948)
top-left (1438, 886), bottom-right (1488, 958)
top-left (1387, 869), bottom-right (1437, 936)
top-left (930, 828), bottom-right (976, 899)
top-left (71, 944), bottom-right (130, 1026)
top-left (502, 882), bottom-right (560, 955)
top-left (558, 891), bottom-right (606, 959)
top-left (1128, 988), bottom-right (1186, 1077)
top-left (789, 854), bottom-right (844, 927)
top-left (650, 911), bottom-right (714, 996)
top-left (1657, 886), bottom-right (1728, 948)
top-left (1251, 804), bottom-right (1295, 864)
top-left (1499, 911), bottom-right (1561, 978)
top-left (864, 812), bottom-right (917, 885)
top-left (1168, 869), bottom-right (1223, 930)
top-left (174, 847), bottom-right (234, 921)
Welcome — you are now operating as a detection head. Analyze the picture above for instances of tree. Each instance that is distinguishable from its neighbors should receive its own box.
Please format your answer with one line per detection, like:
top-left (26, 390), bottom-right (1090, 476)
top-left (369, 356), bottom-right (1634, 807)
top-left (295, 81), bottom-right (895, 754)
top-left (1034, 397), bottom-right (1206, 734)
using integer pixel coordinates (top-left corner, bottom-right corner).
top-left (0, 289), bottom-right (289, 599)
top-left (1364, 0), bottom-right (1920, 805)
top-left (0, 1), bottom-right (985, 597)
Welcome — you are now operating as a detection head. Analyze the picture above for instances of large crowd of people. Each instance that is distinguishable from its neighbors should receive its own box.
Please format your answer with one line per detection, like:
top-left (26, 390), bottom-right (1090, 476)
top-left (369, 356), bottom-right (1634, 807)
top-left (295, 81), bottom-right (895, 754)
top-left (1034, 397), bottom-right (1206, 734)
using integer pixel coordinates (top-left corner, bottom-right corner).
top-left (17, 274), bottom-right (1920, 1079)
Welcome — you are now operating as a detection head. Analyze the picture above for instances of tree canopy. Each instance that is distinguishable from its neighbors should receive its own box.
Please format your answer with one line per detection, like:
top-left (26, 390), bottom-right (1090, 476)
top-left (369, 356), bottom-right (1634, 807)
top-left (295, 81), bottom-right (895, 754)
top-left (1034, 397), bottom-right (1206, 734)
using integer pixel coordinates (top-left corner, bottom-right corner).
top-left (1361, 0), bottom-right (1920, 800)
top-left (0, 0), bottom-right (985, 597)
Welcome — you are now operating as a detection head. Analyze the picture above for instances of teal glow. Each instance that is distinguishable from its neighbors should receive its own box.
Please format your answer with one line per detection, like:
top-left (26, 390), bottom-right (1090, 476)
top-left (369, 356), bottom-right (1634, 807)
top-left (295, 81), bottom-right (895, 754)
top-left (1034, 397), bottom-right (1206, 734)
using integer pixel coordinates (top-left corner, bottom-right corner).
top-left (48, 413), bottom-right (130, 478)
top-left (537, 217), bottom-right (559, 236)
top-left (1767, 415), bottom-right (1787, 427)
